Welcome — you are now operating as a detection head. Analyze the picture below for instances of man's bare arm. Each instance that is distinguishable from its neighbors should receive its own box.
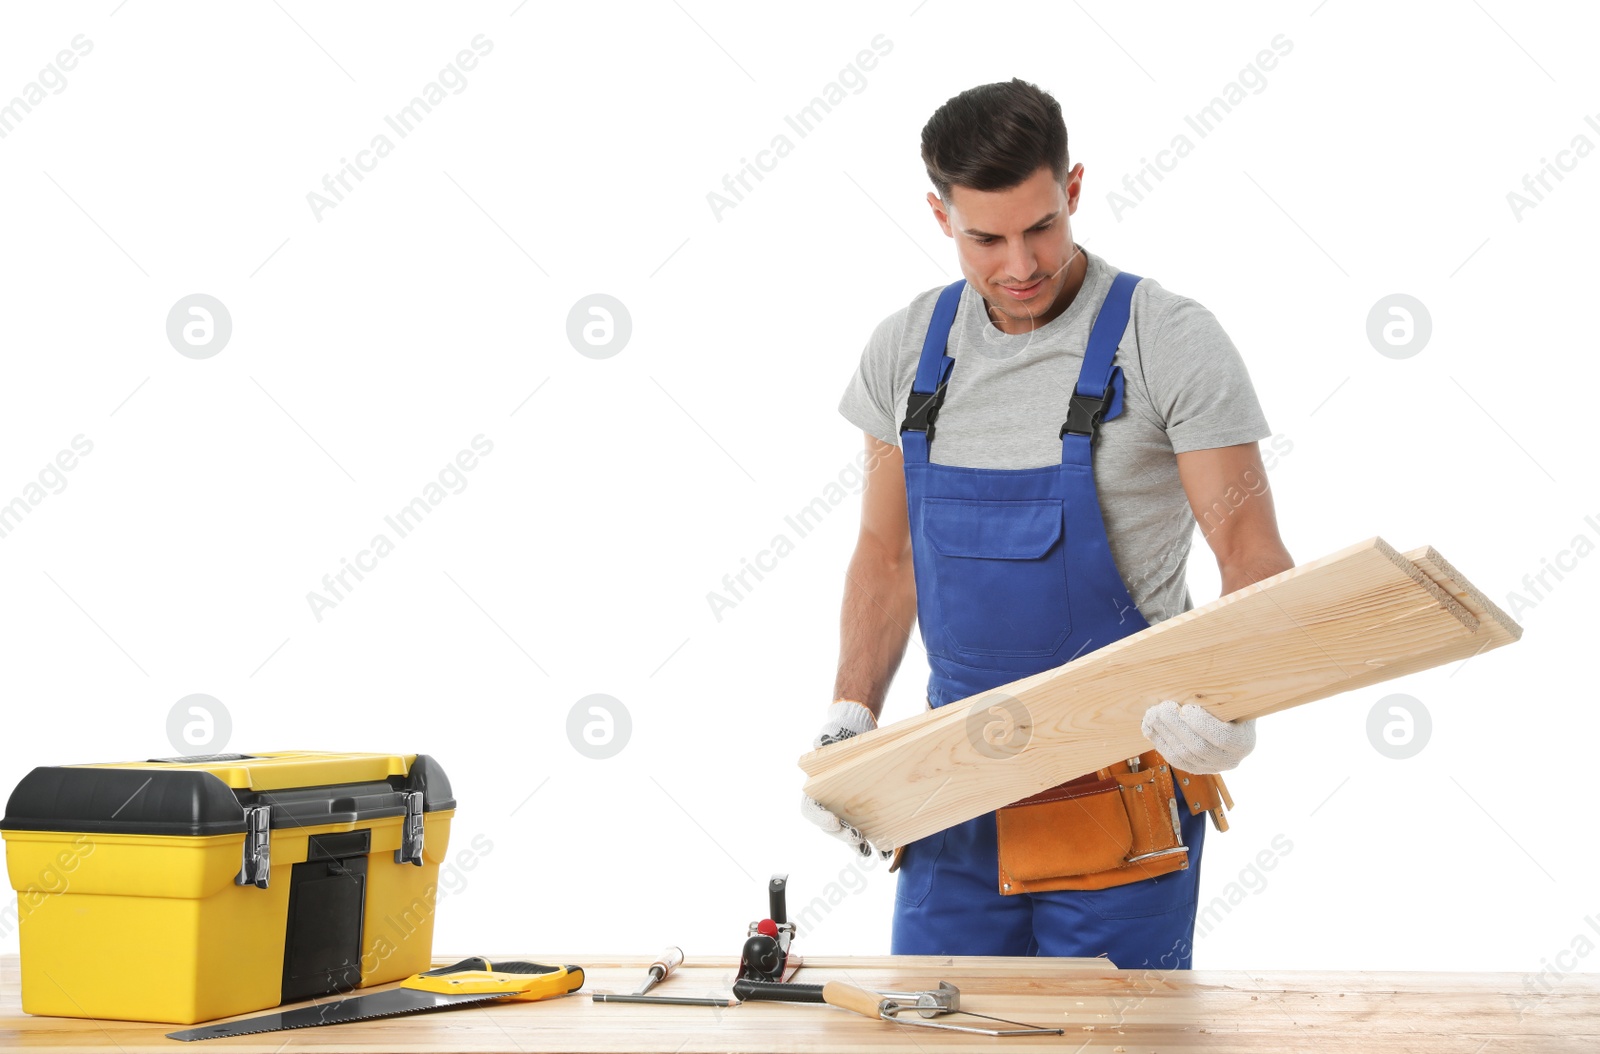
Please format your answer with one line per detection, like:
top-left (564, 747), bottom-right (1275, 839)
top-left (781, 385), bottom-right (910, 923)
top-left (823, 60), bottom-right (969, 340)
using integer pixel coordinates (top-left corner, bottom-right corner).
top-left (834, 433), bottom-right (918, 721)
top-left (1175, 441), bottom-right (1295, 596)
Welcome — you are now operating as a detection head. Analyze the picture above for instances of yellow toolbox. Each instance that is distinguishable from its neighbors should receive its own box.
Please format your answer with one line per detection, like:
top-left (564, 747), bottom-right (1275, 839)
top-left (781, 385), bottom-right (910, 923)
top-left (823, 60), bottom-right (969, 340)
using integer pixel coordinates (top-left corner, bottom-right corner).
top-left (0, 751), bottom-right (455, 1024)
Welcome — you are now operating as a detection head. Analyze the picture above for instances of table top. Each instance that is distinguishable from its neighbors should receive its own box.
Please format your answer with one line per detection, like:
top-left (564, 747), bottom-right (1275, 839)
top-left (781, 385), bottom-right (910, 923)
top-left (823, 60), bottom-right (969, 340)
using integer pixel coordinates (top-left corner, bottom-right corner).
top-left (2, 953), bottom-right (1594, 1052)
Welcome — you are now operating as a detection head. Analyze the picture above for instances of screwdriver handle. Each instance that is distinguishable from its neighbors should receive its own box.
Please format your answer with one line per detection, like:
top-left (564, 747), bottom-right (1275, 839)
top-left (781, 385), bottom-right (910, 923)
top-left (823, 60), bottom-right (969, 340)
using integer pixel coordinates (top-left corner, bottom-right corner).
top-left (650, 946), bottom-right (684, 980)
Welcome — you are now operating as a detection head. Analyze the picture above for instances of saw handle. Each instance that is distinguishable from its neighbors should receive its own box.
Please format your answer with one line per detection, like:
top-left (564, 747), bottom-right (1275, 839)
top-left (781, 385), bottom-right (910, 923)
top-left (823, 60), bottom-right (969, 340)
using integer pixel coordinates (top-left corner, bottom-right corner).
top-left (487, 960), bottom-right (573, 976)
top-left (407, 960), bottom-right (584, 1000)
top-left (421, 956), bottom-right (493, 975)
top-left (823, 981), bottom-right (887, 1020)
top-left (422, 957), bottom-right (565, 977)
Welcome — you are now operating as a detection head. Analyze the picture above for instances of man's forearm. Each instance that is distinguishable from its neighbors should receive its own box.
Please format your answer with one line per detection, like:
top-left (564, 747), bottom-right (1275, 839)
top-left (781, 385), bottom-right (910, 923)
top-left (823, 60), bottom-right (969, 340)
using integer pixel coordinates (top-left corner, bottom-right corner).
top-left (834, 543), bottom-right (917, 721)
top-left (1219, 541), bottom-right (1295, 597)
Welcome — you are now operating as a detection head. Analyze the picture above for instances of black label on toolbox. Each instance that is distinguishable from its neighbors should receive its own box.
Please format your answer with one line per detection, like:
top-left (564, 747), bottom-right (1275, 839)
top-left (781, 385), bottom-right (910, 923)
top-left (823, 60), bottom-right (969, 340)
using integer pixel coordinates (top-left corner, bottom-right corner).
top-left (281, 850), bottom-right (368, 1004)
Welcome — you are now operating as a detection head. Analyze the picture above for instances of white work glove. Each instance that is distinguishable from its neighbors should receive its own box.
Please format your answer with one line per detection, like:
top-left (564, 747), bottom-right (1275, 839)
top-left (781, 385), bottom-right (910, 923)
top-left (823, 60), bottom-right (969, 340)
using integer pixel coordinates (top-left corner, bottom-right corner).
top-left (801, 701), bottom-right (893, 861)
top-left (1140, 700), bottom-right (1256, 774)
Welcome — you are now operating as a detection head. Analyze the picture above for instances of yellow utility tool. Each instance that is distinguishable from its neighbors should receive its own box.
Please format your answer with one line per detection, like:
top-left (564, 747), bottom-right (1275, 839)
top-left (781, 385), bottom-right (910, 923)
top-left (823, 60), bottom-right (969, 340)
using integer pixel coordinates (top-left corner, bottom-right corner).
top-left (167, 957), bottom-right (585, 1041)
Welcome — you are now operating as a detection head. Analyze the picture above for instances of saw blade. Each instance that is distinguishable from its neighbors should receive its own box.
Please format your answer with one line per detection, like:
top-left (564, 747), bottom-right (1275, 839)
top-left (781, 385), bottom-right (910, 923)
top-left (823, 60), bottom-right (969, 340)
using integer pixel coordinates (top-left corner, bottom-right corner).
top-left (166, 988), bottom-right (516, 1041)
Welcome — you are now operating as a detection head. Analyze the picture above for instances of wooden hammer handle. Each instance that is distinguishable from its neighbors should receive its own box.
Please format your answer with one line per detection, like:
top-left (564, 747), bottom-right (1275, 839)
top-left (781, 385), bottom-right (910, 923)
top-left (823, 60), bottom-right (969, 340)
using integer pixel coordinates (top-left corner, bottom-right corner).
top-left (822, 981), bottom-right (887, 1020)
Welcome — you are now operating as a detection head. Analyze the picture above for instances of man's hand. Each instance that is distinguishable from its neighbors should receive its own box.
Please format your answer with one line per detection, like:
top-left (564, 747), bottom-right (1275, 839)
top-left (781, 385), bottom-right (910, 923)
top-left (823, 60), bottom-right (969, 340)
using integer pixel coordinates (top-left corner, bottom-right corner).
top-left (802, 701), bottom-right (894, 860)
top-left (1141, 700), bottom-right (1256, 774)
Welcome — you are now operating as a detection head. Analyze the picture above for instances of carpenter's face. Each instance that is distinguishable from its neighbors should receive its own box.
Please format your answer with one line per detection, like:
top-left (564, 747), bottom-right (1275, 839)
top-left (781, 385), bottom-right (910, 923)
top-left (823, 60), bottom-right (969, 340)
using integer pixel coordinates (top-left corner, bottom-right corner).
top-left (928, 162), bottom-right (1083, 333)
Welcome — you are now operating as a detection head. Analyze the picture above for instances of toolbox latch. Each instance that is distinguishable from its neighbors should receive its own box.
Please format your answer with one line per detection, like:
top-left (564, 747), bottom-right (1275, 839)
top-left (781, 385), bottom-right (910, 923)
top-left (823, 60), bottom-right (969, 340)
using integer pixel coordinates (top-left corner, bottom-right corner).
top-left (394, 791), bottom-right (425, 867)
top-left (236, 804), bottom-right (271, 888)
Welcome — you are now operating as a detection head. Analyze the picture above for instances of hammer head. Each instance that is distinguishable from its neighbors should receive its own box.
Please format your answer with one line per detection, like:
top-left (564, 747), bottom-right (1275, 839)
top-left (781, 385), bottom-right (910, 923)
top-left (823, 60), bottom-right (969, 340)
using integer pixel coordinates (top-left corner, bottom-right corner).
top-left (887, 980), bottom-right (959, 1019)
top-left (927, 980), bottom-right (959, 1014)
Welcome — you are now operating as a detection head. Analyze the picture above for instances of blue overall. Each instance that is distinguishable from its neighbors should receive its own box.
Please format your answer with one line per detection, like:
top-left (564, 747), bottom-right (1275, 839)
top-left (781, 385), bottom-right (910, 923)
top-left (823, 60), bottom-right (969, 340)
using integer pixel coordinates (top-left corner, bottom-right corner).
top-left (891, 273), bottom-right (1207, 967)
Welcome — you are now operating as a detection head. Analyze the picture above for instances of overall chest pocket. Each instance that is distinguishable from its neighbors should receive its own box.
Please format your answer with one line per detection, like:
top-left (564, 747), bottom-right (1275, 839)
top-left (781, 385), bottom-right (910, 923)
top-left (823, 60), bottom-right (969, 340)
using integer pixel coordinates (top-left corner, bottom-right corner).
top-left (921, 497), bottom-right (1072, 661)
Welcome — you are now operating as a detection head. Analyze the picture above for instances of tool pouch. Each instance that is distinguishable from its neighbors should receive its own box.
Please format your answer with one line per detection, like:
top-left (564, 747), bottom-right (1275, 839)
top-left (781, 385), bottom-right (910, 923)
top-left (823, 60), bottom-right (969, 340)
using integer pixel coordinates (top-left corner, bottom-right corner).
top-left (1175, 768), bottom-right (1232, 830)
top-left (994, 750), bottom-right (1232, 895)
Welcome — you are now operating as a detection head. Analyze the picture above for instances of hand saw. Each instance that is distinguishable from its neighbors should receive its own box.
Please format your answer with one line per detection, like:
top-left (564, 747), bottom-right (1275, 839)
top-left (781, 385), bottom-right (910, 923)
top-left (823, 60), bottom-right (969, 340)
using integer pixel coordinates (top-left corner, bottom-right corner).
top-left (166, 957), bottom-right (584, 1042)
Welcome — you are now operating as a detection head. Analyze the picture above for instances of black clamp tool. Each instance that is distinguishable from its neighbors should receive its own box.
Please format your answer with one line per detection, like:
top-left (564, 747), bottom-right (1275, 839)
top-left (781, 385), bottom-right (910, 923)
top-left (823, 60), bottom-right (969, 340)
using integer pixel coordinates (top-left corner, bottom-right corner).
top-left (738, 873), bottom-right (800, 983)
top-left (594, 873), bottom-right (805, 1008)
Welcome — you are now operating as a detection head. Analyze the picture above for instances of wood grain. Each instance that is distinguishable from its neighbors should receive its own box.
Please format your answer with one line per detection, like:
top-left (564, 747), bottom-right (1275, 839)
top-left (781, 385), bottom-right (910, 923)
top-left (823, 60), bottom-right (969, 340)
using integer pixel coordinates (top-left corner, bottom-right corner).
top-left (1249, 544), bottom-right (1524, 720)
top-left (799, 538), bottom-right (1520, 849)
top-left (2, 954), bottom-right (1589, 1052)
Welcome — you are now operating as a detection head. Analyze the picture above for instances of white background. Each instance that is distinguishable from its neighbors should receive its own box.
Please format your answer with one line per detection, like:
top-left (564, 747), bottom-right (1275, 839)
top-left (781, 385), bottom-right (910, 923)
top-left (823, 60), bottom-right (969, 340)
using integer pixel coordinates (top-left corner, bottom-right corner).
top-left (1, 0), bottom-right (1596, 988)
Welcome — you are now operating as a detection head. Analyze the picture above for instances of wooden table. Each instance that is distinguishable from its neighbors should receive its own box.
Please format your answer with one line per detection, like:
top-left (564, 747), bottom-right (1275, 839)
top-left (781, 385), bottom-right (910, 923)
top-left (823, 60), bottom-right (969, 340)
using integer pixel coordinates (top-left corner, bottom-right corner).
top-left (2, 954), bottom-right (1593, 1051)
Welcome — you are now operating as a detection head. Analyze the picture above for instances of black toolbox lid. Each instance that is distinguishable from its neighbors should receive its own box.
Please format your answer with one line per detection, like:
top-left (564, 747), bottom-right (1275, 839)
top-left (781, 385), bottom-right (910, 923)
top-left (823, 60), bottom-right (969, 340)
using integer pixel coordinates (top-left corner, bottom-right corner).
top-left (0, 753), bottom-right (454, 837)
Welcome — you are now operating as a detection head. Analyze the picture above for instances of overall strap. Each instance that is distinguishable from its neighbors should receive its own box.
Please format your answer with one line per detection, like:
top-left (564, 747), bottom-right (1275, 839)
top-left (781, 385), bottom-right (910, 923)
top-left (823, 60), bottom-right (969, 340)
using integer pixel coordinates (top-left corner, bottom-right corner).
top-left (1060, 270), bottom-right (1141, 467)
top-left (899, 280), bottom-right (965, 465)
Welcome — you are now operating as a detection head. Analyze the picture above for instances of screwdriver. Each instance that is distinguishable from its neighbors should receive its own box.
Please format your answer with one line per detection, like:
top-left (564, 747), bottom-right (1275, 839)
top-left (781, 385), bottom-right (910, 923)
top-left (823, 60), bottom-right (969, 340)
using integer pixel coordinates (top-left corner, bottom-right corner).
top-left (635, 946), bottom-right (684, 996)
top-left (592, 946), bottom-right (684, 1002)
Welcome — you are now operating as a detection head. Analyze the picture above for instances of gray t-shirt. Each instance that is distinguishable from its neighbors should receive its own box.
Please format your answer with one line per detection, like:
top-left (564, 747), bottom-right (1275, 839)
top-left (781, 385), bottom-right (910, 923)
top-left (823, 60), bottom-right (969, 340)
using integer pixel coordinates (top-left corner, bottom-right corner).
top-left (838, 245), bottom-right (1270, 624)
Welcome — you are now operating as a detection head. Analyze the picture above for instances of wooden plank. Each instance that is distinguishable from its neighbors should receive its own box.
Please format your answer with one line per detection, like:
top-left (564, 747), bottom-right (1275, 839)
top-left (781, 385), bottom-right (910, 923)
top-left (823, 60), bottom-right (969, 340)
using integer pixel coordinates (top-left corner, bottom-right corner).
top-left (799, 538), bottom-right (1519, 849)
top-left (1248, 545), bottom-right (1523, 719)
top-left (2, 955), bottom-right (1593, 1052)
top-left (801, 537), bottom-right (1488, 779)
top-left (799, 537), bottom-right (1470, 780)
top-left (799, 536), bottom-right (1477, 778)
top-left (1405, 545), bottom-right (1521, 640)
top-left (796, 537), bottom-right (1498, 825)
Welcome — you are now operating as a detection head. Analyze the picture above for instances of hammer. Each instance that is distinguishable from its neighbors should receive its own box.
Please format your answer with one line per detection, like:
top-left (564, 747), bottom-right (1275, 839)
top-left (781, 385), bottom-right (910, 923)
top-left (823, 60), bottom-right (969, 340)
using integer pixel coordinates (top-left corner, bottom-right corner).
top-left (822, 981), bottom-right (1061, 1037)
top-left (736, 979), bottom-right (1060, 1037)
top-left (733, 978), bottom-right (958, 1016)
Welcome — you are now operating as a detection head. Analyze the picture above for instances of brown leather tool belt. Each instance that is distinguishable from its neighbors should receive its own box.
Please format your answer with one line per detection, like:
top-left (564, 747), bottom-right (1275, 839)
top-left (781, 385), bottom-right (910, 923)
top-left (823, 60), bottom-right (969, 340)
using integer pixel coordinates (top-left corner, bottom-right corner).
top-left (887, 750), bottom-right (1235, 894)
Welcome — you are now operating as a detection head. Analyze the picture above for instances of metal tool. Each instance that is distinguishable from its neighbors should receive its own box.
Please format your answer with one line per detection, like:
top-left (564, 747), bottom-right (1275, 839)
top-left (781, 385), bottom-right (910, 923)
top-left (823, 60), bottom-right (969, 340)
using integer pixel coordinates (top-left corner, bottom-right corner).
top-left (591, 940), bottom-right (753, 1008)
top-left (637, 946), bottom-right (684, 995)
top-left (737, 978), bottom-right (959, 1014)
top-left (595, 874), bottom-right (804, 1011)
top-left (822, 980), bottom-right (1062, 1037)
top-left (166, 957), bottom-right (584, 1042)
top-left (590, 993), bottom-right (738, 1007)
top-left (738, 976), bottom-right (1059, 1034)
top-left (739, 873), bottom-right (800, 982)
top-left (732, 978), bottom-right (826, 1004)
top-left (592, 946), bottom-right (684, 1002)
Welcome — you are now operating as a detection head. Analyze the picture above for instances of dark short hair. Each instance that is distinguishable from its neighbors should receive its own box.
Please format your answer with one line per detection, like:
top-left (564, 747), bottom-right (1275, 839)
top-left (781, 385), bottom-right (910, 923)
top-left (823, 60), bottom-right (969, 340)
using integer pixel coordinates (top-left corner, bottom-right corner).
top-left (920, 78), bottom-right (1069, 202)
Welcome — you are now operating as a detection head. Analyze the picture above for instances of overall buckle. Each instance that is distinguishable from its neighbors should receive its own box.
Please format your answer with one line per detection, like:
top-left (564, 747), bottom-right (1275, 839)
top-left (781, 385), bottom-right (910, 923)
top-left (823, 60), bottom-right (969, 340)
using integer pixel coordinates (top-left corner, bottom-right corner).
top-left (902, 383), bottom-right (947, 441)
top-left (1060, 387), bottom-right (1112, 438)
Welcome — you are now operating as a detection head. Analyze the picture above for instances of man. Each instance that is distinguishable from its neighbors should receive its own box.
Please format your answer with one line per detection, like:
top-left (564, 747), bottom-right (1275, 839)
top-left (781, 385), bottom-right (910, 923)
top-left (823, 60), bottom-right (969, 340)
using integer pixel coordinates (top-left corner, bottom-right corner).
top-left (801, 79), bottom-right (1294, 968)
